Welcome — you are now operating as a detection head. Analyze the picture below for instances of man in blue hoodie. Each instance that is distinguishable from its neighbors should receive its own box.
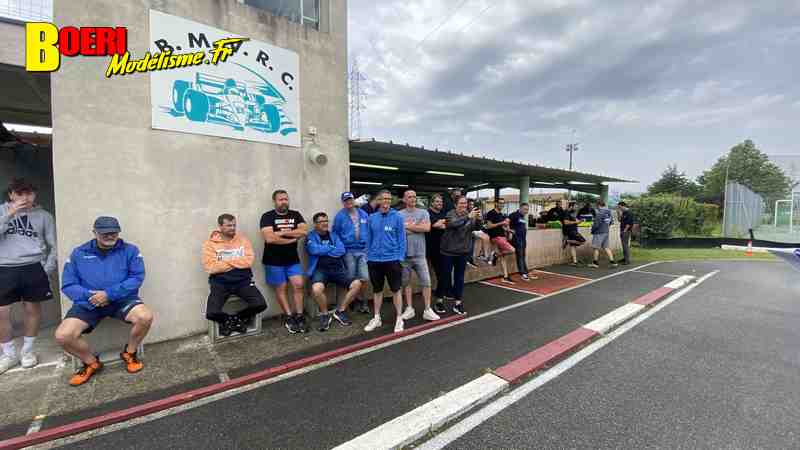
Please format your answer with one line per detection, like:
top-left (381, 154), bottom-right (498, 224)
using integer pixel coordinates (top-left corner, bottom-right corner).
top-left (332, 192), bottom-right (370, 314)
top-left (54, 217), bottom-right (154, 386)
top-left (306, 212), bottom-right (363, 332)
top-left (363, 190), bottom-right (406, 333)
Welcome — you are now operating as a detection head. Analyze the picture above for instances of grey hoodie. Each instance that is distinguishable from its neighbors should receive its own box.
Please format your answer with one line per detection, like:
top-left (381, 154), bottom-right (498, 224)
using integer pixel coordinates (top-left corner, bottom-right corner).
top-left (0, 202), bottom-right (57, 274)
top-left (591, 207), bottom-right (614, 235)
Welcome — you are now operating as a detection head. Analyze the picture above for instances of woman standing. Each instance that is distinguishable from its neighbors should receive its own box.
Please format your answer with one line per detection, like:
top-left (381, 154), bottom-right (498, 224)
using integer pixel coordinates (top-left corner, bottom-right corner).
top-left (439, 196), bottom-right (482, 315)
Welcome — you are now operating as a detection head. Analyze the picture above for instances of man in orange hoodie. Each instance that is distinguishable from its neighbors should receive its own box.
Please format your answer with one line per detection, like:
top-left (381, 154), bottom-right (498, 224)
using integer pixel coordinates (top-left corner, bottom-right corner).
top-left (202, 214), bottom-right (267, 336)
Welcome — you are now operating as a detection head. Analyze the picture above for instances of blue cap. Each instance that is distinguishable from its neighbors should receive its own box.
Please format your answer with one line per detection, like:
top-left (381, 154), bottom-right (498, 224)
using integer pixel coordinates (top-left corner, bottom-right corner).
top-left (93, 216), bottom-right (121, 233)
top-left (341, 192), bottom-right (355, 202)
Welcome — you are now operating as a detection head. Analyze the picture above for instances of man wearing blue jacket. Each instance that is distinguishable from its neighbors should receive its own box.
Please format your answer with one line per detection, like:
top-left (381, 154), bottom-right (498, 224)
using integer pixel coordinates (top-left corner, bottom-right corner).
top-left (363, 190), bottom-right (406, 333)
top-left (332, 192), bottom-right (370, 314)
top-left (306, 212), bottom-right (362, 332)
top-left (54, 217), bottom-right (154, 386)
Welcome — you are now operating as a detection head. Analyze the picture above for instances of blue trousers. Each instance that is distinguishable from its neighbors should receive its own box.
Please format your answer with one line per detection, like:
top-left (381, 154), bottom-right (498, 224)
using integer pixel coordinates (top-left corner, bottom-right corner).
top-left (441, 254), bottom-right (468, 301)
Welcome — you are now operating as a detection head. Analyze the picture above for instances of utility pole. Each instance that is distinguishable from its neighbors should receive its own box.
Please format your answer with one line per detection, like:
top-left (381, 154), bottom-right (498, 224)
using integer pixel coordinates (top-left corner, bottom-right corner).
top-left (349, 57), bottom-right (367, 139)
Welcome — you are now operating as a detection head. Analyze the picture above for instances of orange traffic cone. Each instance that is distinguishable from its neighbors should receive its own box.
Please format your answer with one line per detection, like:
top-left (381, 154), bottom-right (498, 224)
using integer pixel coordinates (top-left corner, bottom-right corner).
top-left (746, 240), bottom-right (753, 256)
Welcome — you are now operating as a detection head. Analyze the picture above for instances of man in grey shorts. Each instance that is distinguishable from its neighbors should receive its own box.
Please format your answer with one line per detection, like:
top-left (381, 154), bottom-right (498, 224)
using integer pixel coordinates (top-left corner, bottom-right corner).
top-left (588, 200), bottom-right (618, 268)
top-left (399, 190), bottom-right (441, 322)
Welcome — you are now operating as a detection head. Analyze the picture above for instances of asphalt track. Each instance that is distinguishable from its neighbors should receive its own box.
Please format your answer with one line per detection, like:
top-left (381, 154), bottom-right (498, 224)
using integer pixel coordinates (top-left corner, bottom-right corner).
top-left (54, 263), bottom-right (686, 449)
top-left (444, 260), bottom-right (800, 449)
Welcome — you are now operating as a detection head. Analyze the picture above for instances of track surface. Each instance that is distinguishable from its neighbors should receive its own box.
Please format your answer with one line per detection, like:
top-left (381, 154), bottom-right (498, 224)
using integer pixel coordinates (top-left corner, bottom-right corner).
top-left (445, 261), bottom-right (800, 449)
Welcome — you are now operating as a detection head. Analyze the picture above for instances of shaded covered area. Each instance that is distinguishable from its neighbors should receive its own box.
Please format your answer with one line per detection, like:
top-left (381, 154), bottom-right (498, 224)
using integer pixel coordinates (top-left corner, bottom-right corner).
top-left (0, 63), bottom-right (51, 127)
top-left (349, 139), bottom-right (633, 202)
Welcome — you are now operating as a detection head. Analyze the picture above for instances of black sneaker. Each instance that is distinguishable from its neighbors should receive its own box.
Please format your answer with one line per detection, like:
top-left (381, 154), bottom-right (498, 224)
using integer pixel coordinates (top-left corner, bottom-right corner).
top-left (318, 313), bottom-right (332, 332)
top-left (452, 302), bottom-right (466, 316)
top-left (333, 310), bottom-right (352, 326)
top-left (433, 301), bottom-right (447, 315)
top-left (284, 315), bottom-right (299, 334)
top-left (219, 318), bottom-right (234, 337)
top-left (296, 314), bottom-right (310, 333)
top-left (232, 315), bottom-right (249, 333)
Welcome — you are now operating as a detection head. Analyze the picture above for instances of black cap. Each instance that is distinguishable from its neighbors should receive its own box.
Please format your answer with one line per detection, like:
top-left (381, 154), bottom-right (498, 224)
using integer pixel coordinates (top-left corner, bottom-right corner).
top-left (94, 216), bottom-right (121, 233)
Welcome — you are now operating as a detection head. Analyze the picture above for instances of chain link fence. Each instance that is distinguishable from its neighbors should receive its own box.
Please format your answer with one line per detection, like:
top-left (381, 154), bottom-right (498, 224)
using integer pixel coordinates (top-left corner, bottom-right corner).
top-left (722, 182), bottom-right (764, 238)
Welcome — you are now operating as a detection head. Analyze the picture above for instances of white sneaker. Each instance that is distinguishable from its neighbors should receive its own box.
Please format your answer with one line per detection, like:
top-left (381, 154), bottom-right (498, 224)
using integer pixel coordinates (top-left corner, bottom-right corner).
top-left (401, 306), bottom-right (415, 320)
top-left (364, 316), bottom-right (382, 332)
top-left (423, 308), bottom-right (441, 321)
top-left (394, 318), bottom-right (405, 333)
top-left (0, 354), bottom-right (20, 374)
top-left (21, 351), bottom-right (38, 369)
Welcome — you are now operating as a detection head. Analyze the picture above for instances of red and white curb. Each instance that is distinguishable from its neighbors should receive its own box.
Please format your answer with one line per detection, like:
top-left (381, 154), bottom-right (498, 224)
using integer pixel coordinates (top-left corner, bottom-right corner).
top-left (0, 316), bottom-right (467, 450)
top-left (335, 274), bottom-right (696, 450)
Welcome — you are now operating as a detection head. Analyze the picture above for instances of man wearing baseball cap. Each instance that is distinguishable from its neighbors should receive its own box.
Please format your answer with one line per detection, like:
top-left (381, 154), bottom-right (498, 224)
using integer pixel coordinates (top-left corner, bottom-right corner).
top-left (55, 216), bottom-right (154, 386)
top-left (332, 192), bottom-right (371, 314)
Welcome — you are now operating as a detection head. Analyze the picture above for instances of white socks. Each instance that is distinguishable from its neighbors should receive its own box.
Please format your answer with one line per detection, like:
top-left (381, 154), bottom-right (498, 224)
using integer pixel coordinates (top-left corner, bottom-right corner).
top-left (22, 336), bottom-right (36, 354)
top-left (1, 341), bottom-right (16, 357)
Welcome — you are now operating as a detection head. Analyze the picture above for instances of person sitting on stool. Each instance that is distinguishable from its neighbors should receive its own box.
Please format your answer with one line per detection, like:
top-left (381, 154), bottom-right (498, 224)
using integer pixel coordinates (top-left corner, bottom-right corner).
top-left (202, 214), bottom-right (267, 336)
top-left (55, 216), bottom-right (154, 386)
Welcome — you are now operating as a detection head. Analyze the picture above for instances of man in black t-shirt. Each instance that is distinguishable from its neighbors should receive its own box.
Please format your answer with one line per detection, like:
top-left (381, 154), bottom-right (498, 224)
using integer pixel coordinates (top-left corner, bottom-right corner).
top-left (260, 190), bottom-right (309, 334)
top-left (484, 198), bottom-right (516, 284)
top-left (426, 194), bottom-right (449, 313)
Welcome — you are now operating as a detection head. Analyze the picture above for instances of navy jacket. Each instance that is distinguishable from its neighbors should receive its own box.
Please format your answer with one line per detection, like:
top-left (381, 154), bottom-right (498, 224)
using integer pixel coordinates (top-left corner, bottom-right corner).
top-left (61, 239), bottom-right (145, 310)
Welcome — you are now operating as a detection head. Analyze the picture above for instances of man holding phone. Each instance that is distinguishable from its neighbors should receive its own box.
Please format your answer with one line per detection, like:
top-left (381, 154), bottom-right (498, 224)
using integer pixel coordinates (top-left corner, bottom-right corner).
top-left (0, 178), bottom-right (57, 374)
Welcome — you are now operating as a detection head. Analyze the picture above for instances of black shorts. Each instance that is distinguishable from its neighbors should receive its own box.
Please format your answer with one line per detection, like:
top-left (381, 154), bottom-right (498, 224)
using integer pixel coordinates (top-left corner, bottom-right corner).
top-left (0, 263), bottom-right (54, 306)
top-left (367, 261), bottom-right (403, 293)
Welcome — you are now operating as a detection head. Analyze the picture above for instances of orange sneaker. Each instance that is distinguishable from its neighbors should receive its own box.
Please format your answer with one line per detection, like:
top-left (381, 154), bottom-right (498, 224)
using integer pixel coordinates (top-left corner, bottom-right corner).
top-left (69, 359), bottom-right (103, 386)
top-left (120, 350), bottom-right (143, 373)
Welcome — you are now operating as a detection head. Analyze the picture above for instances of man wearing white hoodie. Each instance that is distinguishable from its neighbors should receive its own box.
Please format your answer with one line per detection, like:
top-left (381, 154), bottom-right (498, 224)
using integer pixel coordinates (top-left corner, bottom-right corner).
top-left (0, 178), bottom-right (57, 373)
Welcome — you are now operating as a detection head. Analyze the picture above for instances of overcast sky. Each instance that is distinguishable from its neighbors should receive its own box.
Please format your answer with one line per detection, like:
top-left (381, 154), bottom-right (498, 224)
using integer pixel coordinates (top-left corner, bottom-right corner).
top-left (347, 0), bottom-right (800, 194)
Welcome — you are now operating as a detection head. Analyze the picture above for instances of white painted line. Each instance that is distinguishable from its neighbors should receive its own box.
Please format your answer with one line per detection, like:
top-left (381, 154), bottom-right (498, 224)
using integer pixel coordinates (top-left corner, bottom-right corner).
top-left (333, 374), bottom-right (509, 450)
top-left (6, 360), bottom-right (61, 374)
top-left (218, 372), bottom-right (230, 383)
top-left (632, 270), bottom-right (682, 278)
top-left (479, 281), bottom-right (544, 297)
top-left (35, 262), bottom-right (663, 449)
top-left (583, 303), bottom-right (645, 334)
top-left (532, 269), bottom-right (592, 281)
top-left (418, 270), bottom-right (720, 450)
top-left (664, 275), bottom-right (695, 290)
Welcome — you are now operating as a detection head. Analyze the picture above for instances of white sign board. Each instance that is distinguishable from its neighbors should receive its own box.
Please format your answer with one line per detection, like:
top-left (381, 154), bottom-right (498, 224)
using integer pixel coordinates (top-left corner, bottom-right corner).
top-left (149, 10), bottom-right (301, 147)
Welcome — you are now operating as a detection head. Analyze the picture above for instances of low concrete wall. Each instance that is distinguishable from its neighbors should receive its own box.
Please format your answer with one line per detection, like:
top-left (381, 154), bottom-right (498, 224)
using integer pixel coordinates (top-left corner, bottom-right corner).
top-left (466, 225), bottom-right (621, 283)
top-left (366, 225), bottom-right (621, 302)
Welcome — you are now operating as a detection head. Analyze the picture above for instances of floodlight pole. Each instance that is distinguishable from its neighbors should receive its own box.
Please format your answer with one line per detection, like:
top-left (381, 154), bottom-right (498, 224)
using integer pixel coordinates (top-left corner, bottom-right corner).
top-left (565, 142), bottom-right (579, 200)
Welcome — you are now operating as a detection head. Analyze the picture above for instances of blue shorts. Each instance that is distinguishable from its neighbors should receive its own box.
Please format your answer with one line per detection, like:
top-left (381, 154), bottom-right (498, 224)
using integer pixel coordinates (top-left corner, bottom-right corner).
top-left (343, 250), bottom-right (369, 281)
top-left (264, 263), bottom-right (304, 286)
top-left (64, 298), bottom-right (143, 334)
top-left (311, 269), bottom-right (354, 289)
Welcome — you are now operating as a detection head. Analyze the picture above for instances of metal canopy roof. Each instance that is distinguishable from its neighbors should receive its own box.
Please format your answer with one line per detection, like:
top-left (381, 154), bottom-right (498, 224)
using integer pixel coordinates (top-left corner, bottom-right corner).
top-left (349, 139), bottom-right (634, 195)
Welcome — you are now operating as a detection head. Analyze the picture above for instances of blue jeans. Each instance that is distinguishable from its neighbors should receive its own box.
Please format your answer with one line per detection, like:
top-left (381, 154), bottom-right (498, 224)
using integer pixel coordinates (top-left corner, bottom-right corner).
top-left (343, 250), bottom-right (369, 281)
top-left (441, 254), bottom-right (468, 301)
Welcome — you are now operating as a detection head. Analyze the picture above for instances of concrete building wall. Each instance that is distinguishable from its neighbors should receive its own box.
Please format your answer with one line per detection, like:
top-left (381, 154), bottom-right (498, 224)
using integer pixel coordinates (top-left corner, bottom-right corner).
top-left (51, 0), bottom-right (349, 343)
